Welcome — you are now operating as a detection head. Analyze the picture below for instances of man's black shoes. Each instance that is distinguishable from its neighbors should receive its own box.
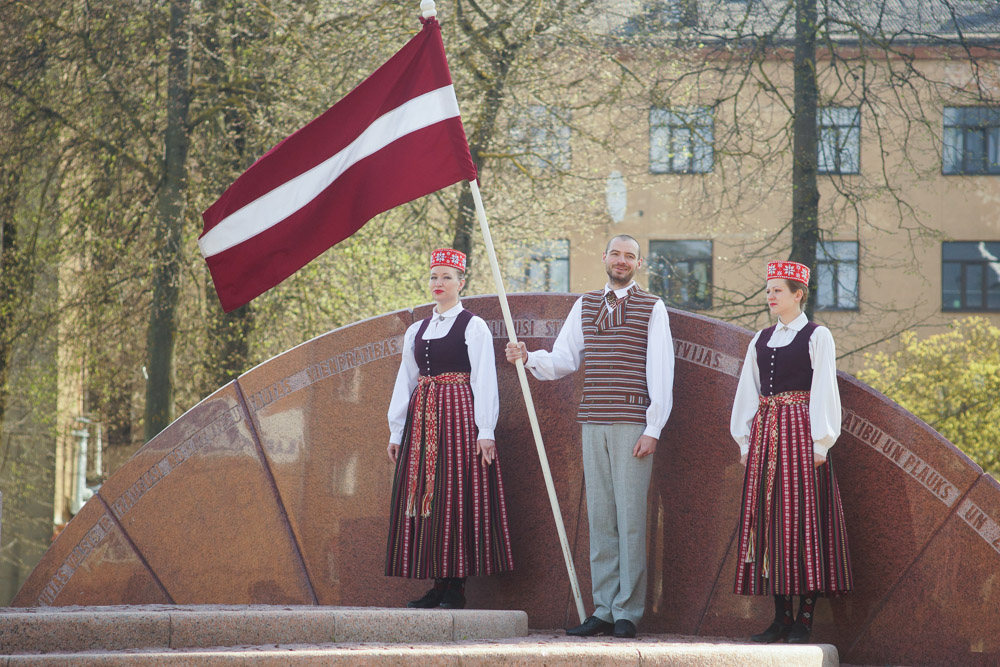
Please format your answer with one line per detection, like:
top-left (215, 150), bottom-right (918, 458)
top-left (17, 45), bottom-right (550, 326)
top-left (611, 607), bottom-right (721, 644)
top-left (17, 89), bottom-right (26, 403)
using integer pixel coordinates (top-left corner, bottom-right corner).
top-left (613, 619), bottom-right (636, 638)
top-left (566, 616), bottom-right (614, 637)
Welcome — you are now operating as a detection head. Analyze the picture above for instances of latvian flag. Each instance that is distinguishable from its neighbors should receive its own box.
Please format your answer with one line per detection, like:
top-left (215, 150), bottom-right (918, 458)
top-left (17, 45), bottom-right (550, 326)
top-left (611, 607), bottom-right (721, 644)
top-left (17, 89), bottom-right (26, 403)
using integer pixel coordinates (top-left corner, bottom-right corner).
top-left (199, 17), bottom-right (477, 312)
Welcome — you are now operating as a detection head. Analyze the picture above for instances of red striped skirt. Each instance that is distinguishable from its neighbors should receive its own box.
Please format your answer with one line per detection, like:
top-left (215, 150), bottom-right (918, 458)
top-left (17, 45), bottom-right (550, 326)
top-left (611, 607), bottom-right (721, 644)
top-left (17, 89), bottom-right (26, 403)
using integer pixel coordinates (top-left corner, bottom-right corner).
top-left (734, 391), bottom-right (853, 596)
top-left (385, 373), bottom-right (514, 579)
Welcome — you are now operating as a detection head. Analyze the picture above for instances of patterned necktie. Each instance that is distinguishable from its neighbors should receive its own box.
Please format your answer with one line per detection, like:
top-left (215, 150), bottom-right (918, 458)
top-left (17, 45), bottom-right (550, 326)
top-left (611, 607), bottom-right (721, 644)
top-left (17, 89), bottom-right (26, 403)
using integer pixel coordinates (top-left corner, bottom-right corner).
top-left (606, 291), bottom-right (618, 308)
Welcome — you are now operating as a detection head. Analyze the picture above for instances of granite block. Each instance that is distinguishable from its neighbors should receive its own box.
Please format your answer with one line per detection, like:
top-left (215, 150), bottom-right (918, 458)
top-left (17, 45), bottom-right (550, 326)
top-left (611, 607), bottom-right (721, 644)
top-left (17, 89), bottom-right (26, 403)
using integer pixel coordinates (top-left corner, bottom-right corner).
top-left (94, 383), bottom-right (314, 605)
top-left (0, 609), bottom-right (169, 654)
top-left (846, 473), bottom-right (1000, 666)
top-left (167, 609), bottom-right (336, 648)
top-left (451, 609), bottom-right (529, 640)
top-left (333, 608), bottom-right (453, 642)
top-left (9, 500), bottom-right (169, 607)
top-left (235, 310), bottom-right (414, 608)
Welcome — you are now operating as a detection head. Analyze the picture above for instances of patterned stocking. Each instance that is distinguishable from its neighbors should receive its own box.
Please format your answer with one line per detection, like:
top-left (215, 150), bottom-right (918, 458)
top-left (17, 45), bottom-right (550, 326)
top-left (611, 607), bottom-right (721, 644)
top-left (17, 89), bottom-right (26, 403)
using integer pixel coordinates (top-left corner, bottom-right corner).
top-left (797, 593), bottom-right (817, 628)
top-left (774, 594), bottom-right (794, 626)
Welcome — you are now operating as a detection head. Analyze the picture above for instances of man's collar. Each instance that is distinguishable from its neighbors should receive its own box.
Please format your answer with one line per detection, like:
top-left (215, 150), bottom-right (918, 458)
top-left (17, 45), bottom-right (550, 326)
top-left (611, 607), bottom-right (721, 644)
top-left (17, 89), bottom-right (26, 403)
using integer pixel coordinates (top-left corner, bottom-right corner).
top-left (604, 281), bottom-right (636, 298)
top-left (433, 302), bottom-right (464, 319)
top-left (776, 312), bottom-right (809, 331)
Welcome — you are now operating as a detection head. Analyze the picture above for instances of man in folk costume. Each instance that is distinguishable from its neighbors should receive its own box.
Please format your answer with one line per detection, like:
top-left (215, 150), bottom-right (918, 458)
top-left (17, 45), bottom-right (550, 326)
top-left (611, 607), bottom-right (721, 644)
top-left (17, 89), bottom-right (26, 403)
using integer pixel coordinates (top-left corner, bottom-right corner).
top-left (385, 249), bottom-right (514, 610)
top-left (730, 260), bottom-right (853, 644)
top-left (506, 235), bottom-right (674, 638)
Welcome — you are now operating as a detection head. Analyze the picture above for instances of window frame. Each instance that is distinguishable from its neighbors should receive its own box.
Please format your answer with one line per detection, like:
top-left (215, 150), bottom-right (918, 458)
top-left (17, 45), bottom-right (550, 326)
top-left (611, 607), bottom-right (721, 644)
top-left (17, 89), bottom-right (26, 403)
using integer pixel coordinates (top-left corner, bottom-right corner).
top-left (817, 107), bottom-right (861, 175)
top-left (941, 241), bottom-right (1000, 311)
top-left (510, 104), bottom-right (572, 172)
top-left (815, 240), bottom-right (860, 311)
top-left (648, 239), bottom-right (714, 310)
top-left (942, 107), bottom-right (1000, 176)
top-left (649, 106), bottom-right (714, 174)
top-left (508, 239), bottom-right (570, 293)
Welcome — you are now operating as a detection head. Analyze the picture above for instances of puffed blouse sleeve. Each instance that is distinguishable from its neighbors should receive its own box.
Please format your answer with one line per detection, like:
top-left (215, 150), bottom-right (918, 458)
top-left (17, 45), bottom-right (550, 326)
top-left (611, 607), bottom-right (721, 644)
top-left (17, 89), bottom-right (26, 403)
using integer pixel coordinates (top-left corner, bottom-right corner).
top-left (808, 325), bottom-right (842, 458)
top-left (387, 321), bottom-right (422, 445)
top-left (730, 331), bottom-right (763, 457)
top-left (466, 315), bottom-right (499, 441)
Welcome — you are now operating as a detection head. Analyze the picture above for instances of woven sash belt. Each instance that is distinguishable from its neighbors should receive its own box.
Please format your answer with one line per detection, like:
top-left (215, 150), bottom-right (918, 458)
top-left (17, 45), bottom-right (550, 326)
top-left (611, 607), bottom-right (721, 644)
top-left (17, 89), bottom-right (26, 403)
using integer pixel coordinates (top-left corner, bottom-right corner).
top-left (743, 390), bottom-right (810, 579)
top-left (405, 372), bottom-right (472, 518)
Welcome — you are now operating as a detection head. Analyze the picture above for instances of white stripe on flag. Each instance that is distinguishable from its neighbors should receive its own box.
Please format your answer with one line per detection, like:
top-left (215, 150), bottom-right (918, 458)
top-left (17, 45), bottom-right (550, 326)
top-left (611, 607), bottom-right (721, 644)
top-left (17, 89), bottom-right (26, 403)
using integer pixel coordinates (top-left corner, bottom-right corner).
top-left (199, 84), bottom-right (462, 258)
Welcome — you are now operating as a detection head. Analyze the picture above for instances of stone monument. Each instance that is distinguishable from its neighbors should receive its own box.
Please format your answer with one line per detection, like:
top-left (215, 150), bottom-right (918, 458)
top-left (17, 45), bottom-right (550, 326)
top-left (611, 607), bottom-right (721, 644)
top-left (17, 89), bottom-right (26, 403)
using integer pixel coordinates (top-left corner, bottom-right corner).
top-left (11, 294), bottom-right (1000, 666)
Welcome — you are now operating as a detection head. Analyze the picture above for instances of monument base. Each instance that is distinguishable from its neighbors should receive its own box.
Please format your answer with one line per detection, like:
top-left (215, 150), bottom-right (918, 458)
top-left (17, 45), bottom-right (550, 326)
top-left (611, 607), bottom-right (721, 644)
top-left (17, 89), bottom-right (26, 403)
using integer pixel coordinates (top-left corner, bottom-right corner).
top-left (0, 606), bottom-right (838, 666)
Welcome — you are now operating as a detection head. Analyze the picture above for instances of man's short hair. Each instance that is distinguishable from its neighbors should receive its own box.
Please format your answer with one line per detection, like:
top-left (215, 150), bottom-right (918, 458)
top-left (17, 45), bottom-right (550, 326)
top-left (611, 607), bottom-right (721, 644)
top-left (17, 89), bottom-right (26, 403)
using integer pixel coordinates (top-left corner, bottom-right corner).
top-left (606, 234), bottom-right (641, 259)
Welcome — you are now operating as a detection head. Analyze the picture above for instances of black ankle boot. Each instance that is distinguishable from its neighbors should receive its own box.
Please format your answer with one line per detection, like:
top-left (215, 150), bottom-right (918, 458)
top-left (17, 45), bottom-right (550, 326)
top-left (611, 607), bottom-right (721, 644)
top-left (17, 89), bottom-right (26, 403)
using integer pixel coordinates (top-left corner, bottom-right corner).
top-left (406, 578), bottom-right (446, 608)
top-left (751, 622), bottom-right (791, 643)
top-left (787, 593), bottom-right (816, 644)
top-left (438, 577), bottom-right (466, 609)
top-left (751, 594), bottom-right (793, 643)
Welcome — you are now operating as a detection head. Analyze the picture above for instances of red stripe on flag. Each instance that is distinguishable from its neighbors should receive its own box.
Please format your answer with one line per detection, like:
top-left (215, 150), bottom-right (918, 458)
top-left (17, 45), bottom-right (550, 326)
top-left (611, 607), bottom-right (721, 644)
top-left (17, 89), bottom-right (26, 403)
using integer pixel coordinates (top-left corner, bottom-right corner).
top-left (206, 119), bottom-right (472, 312)
top-left (200, 18), bottom-right (476, 311)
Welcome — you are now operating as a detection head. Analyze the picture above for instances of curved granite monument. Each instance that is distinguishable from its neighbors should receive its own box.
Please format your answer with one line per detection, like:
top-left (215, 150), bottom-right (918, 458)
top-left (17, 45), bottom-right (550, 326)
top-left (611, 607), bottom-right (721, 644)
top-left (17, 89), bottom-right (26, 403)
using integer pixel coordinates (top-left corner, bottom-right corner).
top-left (12, 294), bottom-right (1000, 665)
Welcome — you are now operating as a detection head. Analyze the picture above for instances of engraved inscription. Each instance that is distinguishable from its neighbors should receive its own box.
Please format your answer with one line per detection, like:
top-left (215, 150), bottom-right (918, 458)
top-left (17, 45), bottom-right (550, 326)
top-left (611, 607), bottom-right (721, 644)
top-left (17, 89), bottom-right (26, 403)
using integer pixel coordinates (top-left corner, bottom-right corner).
top-left (841, 409), bottom-right (958, 506)
top-left (36, 514), bottom-right (115, 606)
top-left (110, 405), bottom-right (242, 520)
top-left (486, 318), bottom-right (565, 339)
top-left (673, 339), bottom-right (743, 377)
top-left (959, 500), bottom-right (1000, 556)
top-left (247, 335), bottom-right (405, 413)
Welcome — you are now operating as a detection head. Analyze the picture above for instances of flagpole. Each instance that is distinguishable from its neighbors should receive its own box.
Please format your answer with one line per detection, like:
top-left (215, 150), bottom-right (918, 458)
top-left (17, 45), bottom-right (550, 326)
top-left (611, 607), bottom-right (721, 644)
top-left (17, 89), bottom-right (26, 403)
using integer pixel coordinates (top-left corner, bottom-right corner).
top-left (422, 0), bottom-right (585, 625)
top-left (468, 179), bottom-right (587, 625)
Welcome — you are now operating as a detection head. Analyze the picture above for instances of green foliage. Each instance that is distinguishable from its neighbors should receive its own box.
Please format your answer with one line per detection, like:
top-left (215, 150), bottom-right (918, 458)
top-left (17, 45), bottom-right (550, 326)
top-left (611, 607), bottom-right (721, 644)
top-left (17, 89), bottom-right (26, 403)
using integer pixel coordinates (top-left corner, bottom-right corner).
top-left (857, 318), bottom-right (1000, 477)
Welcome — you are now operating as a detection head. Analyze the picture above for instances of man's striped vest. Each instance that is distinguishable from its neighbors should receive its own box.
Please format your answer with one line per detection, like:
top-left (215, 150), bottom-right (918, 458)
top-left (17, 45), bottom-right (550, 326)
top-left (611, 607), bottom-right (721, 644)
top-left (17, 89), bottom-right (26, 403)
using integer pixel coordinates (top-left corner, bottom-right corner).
top-left (577, 284), bottom-right (658, 424)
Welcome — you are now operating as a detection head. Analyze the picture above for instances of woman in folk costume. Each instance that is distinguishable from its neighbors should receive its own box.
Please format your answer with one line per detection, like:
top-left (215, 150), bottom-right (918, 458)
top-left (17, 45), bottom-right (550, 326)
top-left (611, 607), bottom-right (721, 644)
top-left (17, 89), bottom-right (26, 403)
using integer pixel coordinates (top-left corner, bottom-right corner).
top-left (730, 260), bottom-right (852, 644)
top-left (385, 248), bottom-right (513, 609)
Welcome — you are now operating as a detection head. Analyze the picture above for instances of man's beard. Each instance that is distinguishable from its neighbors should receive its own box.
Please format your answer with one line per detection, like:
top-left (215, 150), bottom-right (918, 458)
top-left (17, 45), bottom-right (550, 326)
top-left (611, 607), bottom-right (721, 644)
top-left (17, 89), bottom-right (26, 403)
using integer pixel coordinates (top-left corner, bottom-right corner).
top-left (606, 264), bottom-right (634, 286)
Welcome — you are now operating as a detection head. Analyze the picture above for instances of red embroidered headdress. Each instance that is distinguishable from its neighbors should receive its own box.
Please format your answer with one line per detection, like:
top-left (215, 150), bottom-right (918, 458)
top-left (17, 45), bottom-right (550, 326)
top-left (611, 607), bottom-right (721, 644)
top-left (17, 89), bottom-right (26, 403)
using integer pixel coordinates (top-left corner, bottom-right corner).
top-left (766, 260), bottom-right (810, 284)
top-left (430, 248), bottom-right (466, 272)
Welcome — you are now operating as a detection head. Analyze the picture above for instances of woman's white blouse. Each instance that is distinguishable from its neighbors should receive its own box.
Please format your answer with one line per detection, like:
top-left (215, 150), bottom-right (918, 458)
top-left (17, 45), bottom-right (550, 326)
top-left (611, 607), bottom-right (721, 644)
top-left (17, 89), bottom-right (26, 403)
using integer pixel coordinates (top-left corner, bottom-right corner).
top-left (387, 302), bottom-right (499, 445)
top-left (729, 312), bottom-right (842, 458)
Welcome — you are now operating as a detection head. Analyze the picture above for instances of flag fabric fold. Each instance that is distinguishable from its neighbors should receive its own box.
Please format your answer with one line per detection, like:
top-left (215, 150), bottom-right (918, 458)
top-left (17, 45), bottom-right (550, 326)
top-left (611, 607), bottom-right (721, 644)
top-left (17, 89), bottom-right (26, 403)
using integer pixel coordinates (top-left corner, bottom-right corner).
top-left (200, 18), bottom-right (477, 312)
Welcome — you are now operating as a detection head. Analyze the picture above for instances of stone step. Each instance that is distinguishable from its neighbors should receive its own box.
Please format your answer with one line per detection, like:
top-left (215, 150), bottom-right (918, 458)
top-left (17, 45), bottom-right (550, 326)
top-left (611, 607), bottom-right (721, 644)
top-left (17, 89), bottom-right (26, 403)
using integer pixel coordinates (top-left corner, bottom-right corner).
top-left (3, 633), bottom-right (840, 666)
top-left (0, 605), bottom-right (527, 654)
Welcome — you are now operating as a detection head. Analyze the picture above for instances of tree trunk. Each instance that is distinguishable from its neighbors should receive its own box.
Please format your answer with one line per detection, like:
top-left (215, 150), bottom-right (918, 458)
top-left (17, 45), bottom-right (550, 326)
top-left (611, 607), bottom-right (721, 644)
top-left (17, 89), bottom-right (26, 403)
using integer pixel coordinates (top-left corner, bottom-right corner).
top-left (789, 0), bottom-right (820, 318)
top-left (199, 0), bottom-right (254, 395)
top-left (451, 45), bottom-right (516, 274)
top-left (144, 0), bottom-right (191, 441)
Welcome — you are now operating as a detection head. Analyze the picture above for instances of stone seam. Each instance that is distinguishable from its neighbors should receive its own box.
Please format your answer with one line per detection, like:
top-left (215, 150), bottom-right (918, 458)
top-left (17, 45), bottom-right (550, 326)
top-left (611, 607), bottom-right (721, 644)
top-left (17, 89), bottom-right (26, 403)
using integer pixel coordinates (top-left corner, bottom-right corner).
top-left (843, 472), bottom-right (982, 661)
top-left (232, 380), bottom-right (320, 605)
top-left (692, 523), bottom-right (741, 637)
top-left (93, 494), bottom-right (175, 605)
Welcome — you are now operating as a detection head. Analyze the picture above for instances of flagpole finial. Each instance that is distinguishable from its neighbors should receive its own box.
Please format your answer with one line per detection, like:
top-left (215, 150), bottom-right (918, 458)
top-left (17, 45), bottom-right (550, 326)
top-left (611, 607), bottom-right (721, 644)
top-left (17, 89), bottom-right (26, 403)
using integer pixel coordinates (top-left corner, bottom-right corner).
top-left (420, 0), bottom-right (437, 19)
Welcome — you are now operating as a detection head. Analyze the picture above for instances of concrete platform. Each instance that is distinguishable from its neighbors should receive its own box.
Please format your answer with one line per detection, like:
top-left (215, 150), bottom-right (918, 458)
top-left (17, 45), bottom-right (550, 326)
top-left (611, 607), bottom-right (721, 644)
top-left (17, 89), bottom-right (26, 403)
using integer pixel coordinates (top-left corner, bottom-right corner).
top-left (0, 606), bottom-right (839, 666)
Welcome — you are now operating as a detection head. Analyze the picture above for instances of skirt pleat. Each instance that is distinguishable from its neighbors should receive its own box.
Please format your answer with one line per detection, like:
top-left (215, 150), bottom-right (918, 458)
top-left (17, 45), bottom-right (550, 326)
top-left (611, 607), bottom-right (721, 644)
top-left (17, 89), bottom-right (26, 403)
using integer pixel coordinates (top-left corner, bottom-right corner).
top-left (735, 398), bottom-right (853, 596)
top-left (386, 382), bottom-right (513, 579)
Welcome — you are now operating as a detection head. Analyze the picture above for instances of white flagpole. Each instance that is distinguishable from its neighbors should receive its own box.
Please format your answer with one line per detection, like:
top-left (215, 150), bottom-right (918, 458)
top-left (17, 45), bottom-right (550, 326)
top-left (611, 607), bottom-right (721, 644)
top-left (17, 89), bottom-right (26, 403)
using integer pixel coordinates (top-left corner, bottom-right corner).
top-left (421, 0), bottom-right (585, 625)
top-left (468, 179), bottom-right (587, 625)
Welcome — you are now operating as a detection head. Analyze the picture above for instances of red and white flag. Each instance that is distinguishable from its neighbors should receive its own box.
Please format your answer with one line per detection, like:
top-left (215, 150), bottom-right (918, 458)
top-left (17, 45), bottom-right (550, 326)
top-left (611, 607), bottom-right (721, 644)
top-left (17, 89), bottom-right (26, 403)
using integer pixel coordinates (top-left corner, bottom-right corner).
top-left (199, 17), bottom-right (477, 312)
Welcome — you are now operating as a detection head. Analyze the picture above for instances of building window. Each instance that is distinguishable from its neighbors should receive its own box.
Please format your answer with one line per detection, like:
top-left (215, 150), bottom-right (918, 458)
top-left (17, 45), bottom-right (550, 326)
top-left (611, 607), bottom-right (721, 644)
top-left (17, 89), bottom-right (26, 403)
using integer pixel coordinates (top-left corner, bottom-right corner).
top-left (818, 107), bottom-right (860, 175)
top-left (650, 107), bottom-right (713, 174)
top-left (507, 239), bottom-right (570, 292)
top-left (942, 241), bottom-right (1000, 310)
top-left (510, 105), bottom-right (571, 171)
top-left (649, 240), bottom-right (712, 309)
top-left (943, 107), bottom-right (1000, 175)
top-left (816, 241), bottom-right (859, 310)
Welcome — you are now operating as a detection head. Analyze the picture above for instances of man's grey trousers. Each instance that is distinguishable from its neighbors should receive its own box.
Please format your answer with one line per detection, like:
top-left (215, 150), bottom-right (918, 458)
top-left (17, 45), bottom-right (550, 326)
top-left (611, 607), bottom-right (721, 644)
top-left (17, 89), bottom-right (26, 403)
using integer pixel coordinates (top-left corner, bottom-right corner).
top-left (580, 422), bottom-right (653, 625)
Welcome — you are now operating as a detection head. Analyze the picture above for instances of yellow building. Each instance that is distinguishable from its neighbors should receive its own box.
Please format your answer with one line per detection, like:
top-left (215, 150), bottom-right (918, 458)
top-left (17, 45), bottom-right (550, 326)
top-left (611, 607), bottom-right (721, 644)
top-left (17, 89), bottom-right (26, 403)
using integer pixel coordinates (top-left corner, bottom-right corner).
top-left (502, 0), bottom-right (1000, 372)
